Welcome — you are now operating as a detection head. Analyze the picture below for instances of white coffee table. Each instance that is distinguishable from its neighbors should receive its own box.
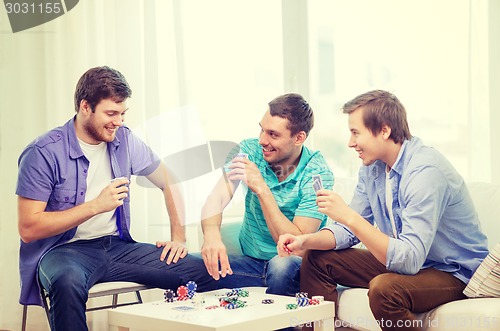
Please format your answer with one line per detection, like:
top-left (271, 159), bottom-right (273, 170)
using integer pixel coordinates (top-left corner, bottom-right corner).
top-left (108, 288), bottom-right (335, 331)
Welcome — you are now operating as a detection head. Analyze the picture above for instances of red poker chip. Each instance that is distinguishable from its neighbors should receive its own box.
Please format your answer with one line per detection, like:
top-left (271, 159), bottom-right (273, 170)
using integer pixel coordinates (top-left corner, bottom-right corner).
top-left (177, 285), bottom-right (188, 297)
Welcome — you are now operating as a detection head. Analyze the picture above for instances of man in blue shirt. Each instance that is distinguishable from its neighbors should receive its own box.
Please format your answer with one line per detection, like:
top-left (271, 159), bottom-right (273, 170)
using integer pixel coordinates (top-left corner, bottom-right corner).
top-left (201, 93), bottom-right (334, 297)
top-left (16, 66), bottom-right (216, 331)
top-left (278, 90), bottom-right (488, 330)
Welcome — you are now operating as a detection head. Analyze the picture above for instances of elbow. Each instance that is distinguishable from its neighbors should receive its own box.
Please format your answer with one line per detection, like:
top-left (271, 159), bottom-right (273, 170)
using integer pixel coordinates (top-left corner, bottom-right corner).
top-left (18, 222), bottom-right (39, 243)
top-left (19, 229), bottom-right (35, 243)
top-left (387, 250), bottom-right (423, 275)
top-left (201, 196), bottom-right (224, 220)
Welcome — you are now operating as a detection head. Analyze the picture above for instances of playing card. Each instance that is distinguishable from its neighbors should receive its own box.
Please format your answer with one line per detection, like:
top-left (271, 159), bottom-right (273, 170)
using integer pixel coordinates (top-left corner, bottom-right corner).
top-left (312, 174), bottom-right (323, 193)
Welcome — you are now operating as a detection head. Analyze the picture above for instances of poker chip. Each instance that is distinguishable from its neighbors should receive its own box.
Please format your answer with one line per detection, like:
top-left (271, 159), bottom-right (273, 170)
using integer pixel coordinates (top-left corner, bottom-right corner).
top-left (262, 299), bottom-right (274, 304)
top-left (177, 285), bottom-right (188, 299)
top-left (309, 298), bottom-right (320, 305)
top-left (225, 303), bottom-right (237, 309)
top-left (286, 303), bottom-right (298, 310)
top-left (311, 295), bottom-right (324, 303)
top-left (186, 280), bottom-right (197, 292)
top-left (238, 289), bottom-right (249, 297)
top-left (219, 300), bottom-right (230, 307)
top-left (187, 290), bottom-right (196, 299)
top-left (297, 297), bottom-right (310, 307)
top-left (163, 289), bottom-right (175, 302)
top-left (295, 292), bottom-right (308, 298)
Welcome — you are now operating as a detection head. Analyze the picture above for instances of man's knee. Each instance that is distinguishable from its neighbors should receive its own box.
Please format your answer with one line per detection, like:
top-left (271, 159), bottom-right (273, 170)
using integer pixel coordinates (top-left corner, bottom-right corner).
top-left (368, 273), bottom-right (403, 310)
top-left (267, 255), bottom-right (301, 278)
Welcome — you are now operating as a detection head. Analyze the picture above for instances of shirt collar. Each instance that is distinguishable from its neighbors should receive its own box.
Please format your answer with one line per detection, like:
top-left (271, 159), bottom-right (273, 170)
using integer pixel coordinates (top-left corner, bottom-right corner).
top-left (385, 137), bottom-right (422, 178)
top-left (66, 116), bottom-right (121, 159)
top-left (265, 146), bottom-right (312, 185)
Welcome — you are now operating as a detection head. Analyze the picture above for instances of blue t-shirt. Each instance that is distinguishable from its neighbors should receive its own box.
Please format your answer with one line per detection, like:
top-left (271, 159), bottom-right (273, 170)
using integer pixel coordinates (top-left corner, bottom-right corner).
top-left (235, 138), bottom-right (334, 260)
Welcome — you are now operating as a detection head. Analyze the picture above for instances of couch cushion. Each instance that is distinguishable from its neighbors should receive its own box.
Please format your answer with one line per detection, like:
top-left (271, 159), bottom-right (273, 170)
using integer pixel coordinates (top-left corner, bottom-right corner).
top-left (337, 287), bottom-right (500, 331)
top-left (464, 242), bottom-right (500, 298)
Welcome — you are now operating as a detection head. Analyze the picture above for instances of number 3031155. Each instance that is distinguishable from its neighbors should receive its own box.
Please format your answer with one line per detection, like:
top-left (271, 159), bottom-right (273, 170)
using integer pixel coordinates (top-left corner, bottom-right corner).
top-left (5, 2), bottom-right (62, 14)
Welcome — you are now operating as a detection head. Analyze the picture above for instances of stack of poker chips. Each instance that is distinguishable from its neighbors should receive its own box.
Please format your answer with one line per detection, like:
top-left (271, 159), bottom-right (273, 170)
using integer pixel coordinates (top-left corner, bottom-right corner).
top-left (288, 292), bottom-right (324, 309)
top-left (164, 289), bottom-right (176, 302)
top-left (218, 288), bottom-right (248, 309)
top-left (176, 285), bottom-right (189, 301)
top-left (186, 280), bottom-right (197, 298)
top-left (163, 281), bottom-right (198, 302)
top-left (295, 292), bottom-right (309, 307)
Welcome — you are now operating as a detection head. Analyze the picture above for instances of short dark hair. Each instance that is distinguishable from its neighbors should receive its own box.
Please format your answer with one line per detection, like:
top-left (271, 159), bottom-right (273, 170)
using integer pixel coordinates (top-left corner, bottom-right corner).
top-left (342, 90), bottom-right (412, 144)
top-left (268, 93), bottom-right (314, 136)
top-left (74, 66), bottom-right (132, 112)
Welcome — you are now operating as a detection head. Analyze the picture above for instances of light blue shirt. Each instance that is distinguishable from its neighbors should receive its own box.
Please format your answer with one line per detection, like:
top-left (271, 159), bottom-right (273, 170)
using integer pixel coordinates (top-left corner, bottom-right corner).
top-left (237, 138), bottom-right (334, 260)
top-left (325, 137), bottom-right (488, 283)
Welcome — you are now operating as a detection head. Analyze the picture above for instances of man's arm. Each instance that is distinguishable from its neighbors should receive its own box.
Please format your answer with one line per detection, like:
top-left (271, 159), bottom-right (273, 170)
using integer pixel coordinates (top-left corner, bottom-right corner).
top-left (200, 174), bottom-right (238, 280)
top-left (18, 178), bottom-right (129, 243)
top-left (277, 229), bottom-right (337, 257)
top-left (145, 162), bottom-right (188, 264)
top-left (256, 186), bottom-right (322, 242)
top-left (229, 158), bottom-right (321, 242)
top-left (316, 189), bottom-right (390, 264)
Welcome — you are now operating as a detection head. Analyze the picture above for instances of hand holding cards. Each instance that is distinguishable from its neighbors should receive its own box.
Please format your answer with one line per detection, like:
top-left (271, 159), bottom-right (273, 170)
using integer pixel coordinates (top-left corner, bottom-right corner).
top-left (234, 152), bottom-right (248, 159)
top-left (312, 174), bottom-right (323, 193)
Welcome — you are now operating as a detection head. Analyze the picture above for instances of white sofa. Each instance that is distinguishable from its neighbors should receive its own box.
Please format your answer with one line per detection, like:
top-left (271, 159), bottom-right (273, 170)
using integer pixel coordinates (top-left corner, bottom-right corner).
top-left (215, 178), bottom-right (500, 330)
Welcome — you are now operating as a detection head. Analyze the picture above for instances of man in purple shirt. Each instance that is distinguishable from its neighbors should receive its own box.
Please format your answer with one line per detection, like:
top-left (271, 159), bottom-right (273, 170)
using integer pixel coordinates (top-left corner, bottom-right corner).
top-left (16, 66), bottom-right (216, 330)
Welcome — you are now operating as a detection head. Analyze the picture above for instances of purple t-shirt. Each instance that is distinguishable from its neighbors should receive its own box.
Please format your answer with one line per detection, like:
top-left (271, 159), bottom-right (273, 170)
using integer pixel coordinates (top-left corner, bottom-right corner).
top-left (16, 117), bottom-right (160, 306)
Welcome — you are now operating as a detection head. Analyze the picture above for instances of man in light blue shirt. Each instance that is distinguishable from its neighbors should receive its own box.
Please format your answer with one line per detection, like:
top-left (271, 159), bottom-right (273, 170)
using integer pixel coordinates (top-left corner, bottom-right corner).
top-left (201, 93), bottom-right (334, 298)
top-left (278, 90), bottom-right (488, 330)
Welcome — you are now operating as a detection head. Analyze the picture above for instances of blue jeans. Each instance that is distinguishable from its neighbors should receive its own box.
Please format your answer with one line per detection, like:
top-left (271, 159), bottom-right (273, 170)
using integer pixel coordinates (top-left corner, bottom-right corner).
top-left (38, 236), bottom-right (217, 331)
top-left (214, 254), bottom-right (302, 297)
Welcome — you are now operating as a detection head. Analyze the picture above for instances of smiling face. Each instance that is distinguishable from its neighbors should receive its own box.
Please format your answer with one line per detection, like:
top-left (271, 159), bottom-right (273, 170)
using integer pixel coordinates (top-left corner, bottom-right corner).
top-left (258, 110), bottom-right (304, 169)
top-left (76, 98), bottom-right (128, 144)
top-left (347, 107), bottom-right (389, 166)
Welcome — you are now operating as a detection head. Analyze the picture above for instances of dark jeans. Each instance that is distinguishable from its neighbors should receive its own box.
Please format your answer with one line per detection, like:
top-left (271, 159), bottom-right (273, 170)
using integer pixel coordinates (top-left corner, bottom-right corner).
top-left (38, 236), bottom-right (217, 331)
top-left (300, 248), bottom-right (467, 331)
top-left (214, 254), bottom-right (302, 297)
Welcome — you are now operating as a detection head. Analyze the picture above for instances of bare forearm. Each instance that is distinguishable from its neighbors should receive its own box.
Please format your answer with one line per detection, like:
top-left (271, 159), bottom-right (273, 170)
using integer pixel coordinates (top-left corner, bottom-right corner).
top-left (300, 230), bottom-right (337, 250)
top-left (163, 185), bottom-right (186, 243)
top-left (256, 187), bottom-right (303, 241)
top-left (18, 199), bottom-right (99, 243)
top-left (201, 213), bottom-right (224, 242)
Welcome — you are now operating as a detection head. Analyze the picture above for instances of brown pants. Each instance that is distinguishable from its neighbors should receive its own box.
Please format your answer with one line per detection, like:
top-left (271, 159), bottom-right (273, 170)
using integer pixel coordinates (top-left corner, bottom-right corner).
top-left (300, 248), bottom-right (467, 331)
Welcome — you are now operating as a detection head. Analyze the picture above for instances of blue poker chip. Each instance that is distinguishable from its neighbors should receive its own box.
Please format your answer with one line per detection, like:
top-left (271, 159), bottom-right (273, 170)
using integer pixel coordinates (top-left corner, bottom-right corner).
top-left (297, 297), bottom-right (310, 307)
top-left (187, 289), bottom-right (196, 299)
top-left (225, 302), bottom-right (237, 309)
top-left (186, 281), bottom-right (197, 292)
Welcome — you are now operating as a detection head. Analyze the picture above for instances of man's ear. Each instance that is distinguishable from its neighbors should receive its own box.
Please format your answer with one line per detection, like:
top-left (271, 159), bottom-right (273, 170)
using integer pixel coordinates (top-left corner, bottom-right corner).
top-left (79, 100), bottom-right (91, 114)
top-left (295, 131), bottom-right (307, 145)
top-left (380, 125), bottom-right (392, 140)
